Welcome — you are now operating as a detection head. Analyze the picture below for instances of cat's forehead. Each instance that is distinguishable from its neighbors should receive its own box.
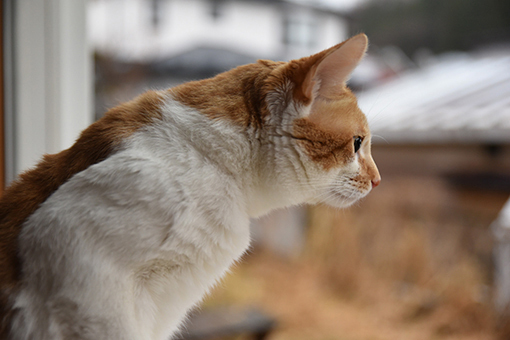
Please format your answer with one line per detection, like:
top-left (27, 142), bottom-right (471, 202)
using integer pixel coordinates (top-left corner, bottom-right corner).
top-left (308, 92), bottom-right (369, 138)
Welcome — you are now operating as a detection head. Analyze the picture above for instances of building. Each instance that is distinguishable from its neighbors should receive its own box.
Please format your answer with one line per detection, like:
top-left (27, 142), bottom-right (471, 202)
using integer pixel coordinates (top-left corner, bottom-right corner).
top-left (89, 0), bottom-right (350, 63)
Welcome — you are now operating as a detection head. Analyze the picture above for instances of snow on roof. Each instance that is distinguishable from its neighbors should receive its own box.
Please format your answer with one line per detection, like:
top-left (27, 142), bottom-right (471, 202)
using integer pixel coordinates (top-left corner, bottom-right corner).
top-left (358, 51), bottom-right (510, 144)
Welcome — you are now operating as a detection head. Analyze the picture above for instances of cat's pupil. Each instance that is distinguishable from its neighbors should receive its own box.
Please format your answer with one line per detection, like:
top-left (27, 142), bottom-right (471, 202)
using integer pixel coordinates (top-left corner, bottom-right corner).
top-left (354, 136), bottom-right (363, 153)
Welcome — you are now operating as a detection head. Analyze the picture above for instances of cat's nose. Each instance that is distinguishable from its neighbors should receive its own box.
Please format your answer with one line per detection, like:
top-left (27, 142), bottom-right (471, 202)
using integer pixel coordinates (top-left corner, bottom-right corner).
top-left (371, 176), bottom-right (381, 188)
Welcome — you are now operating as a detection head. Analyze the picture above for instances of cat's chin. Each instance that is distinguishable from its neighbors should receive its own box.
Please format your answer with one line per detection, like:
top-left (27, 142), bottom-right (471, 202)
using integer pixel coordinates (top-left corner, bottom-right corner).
top-left (322, 190), bottom-right (369, 209)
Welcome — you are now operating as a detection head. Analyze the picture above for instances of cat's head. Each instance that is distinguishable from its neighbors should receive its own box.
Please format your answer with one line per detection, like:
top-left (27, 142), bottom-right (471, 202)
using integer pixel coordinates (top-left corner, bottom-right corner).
top-left (171, 34), bottom-right (380, 213)
top-left (261, 34), bottom-right (380, 209)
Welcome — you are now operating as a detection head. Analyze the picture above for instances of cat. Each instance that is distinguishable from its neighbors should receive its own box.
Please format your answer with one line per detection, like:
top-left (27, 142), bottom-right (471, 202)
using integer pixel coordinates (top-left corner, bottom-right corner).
top-left (0, 33), bottom-right (380, 340)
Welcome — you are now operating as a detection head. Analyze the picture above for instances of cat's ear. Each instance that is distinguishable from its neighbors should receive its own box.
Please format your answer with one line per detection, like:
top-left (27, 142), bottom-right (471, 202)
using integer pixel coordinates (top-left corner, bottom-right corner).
top-left (300, 34), bottom-right (368, 101)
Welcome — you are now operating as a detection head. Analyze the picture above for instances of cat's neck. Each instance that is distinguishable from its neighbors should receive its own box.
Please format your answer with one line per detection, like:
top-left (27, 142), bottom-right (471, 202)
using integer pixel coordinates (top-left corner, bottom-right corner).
top-left (143, 94), bottom-right (308, 218)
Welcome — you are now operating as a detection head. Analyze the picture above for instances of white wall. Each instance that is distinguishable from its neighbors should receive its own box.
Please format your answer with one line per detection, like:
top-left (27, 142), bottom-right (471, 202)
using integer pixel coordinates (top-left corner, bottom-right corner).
top-left (14, 0), bottom-right (93, 175)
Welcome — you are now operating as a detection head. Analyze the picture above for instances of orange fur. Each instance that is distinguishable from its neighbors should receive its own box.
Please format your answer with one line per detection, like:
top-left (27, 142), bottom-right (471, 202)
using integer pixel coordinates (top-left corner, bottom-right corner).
top-left (293, 93), bottom-right (379, 190)
top-left (291, 91), bottom-right (369, 171)
top-left (309, 92), bottom-right (369, 137)
top-left (170, 39), bottom-right (350, 127)
top-left (292, 118), bottom-right (352, 171)
top-left (171, 62), bottom-right (281, 128)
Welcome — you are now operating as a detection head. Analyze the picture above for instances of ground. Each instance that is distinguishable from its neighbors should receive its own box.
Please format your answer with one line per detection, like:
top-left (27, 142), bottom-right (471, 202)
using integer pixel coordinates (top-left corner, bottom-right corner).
top-left (201, 175), bottom-right (508, 340)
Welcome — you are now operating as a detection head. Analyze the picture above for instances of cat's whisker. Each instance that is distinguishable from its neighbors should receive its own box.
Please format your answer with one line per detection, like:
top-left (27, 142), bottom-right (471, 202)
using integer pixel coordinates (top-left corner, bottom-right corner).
top-left (366, 96), bottom-right (399, 128)
top-left (371, 134), bottom-right (389, 144)
top-left (362, 91), bottom-right (382, 121)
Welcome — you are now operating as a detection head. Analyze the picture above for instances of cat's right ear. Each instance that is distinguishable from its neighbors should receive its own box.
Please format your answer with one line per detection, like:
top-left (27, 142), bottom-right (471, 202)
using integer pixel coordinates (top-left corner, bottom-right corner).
top-left (300, 34), bottom-right (368, 101)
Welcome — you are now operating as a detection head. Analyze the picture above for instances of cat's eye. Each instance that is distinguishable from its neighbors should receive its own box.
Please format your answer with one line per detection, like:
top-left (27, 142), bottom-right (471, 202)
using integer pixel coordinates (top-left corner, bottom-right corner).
top-left (353, 136), bottom-right (363, 153)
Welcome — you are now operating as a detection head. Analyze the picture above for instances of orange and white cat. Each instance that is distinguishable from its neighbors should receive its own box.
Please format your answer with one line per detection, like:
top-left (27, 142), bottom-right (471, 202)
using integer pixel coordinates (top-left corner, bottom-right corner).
top-left (0, 34), bottom-right (379, 340)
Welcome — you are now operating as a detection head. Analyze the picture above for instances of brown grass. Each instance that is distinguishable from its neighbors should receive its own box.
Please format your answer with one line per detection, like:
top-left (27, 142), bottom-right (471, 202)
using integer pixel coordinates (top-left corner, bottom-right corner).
top-left (203, 175), bottom-right (508, 340)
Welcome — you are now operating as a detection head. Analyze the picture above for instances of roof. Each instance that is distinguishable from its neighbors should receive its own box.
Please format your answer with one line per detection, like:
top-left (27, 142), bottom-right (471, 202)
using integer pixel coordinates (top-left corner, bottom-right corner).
top-left (357, 50), bottom-right (510, 144)
top-left (149, 46), bottom-right (259, 77)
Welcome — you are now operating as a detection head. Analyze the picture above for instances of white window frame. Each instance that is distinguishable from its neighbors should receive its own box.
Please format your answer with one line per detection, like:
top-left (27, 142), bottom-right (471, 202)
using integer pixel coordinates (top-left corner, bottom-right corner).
top-left (8, 0), bottom-right (92, 180)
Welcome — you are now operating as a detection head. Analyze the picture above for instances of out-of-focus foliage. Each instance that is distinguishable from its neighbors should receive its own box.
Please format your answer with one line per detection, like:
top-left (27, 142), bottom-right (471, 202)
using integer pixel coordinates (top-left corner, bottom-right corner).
top-left (351, 0), bottom-right (510, 56)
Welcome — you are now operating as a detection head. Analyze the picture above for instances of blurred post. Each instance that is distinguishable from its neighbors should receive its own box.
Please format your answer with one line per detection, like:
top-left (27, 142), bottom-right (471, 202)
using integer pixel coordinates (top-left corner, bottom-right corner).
top-left (13, 0), bottom-right (92, 178)
top-left (492, 198), bottom-right (510, 313)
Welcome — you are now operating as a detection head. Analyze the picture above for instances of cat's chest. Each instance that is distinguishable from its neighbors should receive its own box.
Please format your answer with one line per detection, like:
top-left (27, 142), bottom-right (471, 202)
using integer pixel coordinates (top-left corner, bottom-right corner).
top-left (18, 144), bottom-right (251, 340)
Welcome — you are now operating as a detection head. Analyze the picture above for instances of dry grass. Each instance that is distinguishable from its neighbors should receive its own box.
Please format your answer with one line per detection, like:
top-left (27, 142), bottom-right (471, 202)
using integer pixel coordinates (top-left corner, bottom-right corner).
top-left (203, 175), bottom-right (509, 340)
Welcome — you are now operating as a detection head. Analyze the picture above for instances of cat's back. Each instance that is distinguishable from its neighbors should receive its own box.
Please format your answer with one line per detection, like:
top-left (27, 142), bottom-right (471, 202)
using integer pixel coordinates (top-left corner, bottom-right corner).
top-left (0, 90), bottom-right (164, 337)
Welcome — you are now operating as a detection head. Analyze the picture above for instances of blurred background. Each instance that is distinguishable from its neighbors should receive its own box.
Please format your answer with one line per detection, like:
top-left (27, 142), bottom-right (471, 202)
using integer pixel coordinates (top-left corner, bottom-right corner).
top-left (3, 0), bottom-right (510, 339)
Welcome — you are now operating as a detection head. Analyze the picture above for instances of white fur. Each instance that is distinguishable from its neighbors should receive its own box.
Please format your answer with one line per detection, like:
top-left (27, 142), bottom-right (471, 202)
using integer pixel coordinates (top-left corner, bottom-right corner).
top-left (11, 91), bottom-right (371, 340)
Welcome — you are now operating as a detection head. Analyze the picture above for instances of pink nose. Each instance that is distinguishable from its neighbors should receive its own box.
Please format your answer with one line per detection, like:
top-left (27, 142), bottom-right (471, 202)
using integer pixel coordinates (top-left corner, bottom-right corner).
top-left (372, 177), bottom-right (381, 188)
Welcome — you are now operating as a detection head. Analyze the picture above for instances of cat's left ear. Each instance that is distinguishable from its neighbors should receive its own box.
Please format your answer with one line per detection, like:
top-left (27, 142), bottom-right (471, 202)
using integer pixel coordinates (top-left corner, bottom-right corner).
top-left (301, 34), bottom-right (368, 101)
